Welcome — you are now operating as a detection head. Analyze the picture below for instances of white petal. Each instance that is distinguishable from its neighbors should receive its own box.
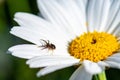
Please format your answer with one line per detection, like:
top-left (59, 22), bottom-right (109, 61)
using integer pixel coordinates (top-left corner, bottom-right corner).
top-left (37, 0), bottom-right (76, 38)
top-left (92, 0), bottom-right (104, 31)
top-left (108, 53), bottom-right (120, 58)
top-left (87, 0), bottom-right (112, 32)
top-left (99, 57), bottom-right (120, 70)
top-left (8, 44), bottom-right (49, 59)
top-left (105, 53), bottom-right (120, 64)
top-left (83, 60), bottom-right (103, 74)
top-left (8, 43), bottom-right (70, 59)
top-left (108, 9), bottom-right (120, 34)
top-left (14, 12), bottom-right (70, 42)
top-left (14, 12), bottom-right (58, 33)
top-left (103, 53), bottom-right (120, 68)
top-left (99, 0), bottom-right (111, 31)
top-left (8, 44), bottom-right (39, 52)
top-left (26, 55), bottom-right (79, 68)
top-left (110, 0), bottom-right (114, 3)
top-left (37, 64), bottom-right (75, 77)
top-left (76, 0), bottom-right (88, 12)
top-left (95, 0), bottom-right (105, 31)
top-left (37, 0), bottom-right (59, 24)
top-left (57, 0), bottom-right (87, 35)
top-left (112, 25), bottom-right (120, 36)
top-left (10, 26), bottom-right (70, 56)
top-left (10, 26), bottom-right (46, 45)
top-left (10, 26), bottom-right (69, 48)
top-left (105, 0), bottom-right (120, 32)
top-left (53, 47), bottom-right (70, 56)
top-left (87, 0), bottom-right (96, 32)
top-left (69, 66), bottom-right (92, 80)
top-left (104, 61), bottom-right (120, 69)
top-left (97, 61), bottom-right (109, 69)
top-left (14, 12), bottom-right (57, 30)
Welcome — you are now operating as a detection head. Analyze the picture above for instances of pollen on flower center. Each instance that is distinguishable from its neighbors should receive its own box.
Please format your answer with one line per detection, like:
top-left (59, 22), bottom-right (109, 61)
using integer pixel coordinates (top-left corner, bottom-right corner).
top-left (68, 31), bottom-right (119, 62)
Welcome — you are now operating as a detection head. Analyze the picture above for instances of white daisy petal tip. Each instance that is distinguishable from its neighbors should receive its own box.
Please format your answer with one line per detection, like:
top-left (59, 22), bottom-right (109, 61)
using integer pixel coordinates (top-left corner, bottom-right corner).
top-left (14, 12), bottom-right (22, 21)
top-left (83, 60), bottom-right (103, 74)
top-left (26, 62), bottom-right (37, 68)
top-left (37, 70), bottom-right (44, 77)
top-left (36, 72), bottom-right (42, 77)
top-left (8, 46), bottom-right (14, 52)
top-left (14, 12), bottom-right (25, 18)
top-left (29, 65), bottom-right (37, 68)
top-left (26, 60), bottom-right (30, 65)
top-left (14, 12), bottom-right (32, 23)
top-left (6, 50), bottom-right (12, 54)
top-left (7, 46), bottom-right (14, 54)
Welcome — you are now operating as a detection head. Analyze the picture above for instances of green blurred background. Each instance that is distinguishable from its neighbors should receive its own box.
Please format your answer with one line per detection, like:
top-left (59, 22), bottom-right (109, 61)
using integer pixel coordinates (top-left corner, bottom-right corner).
top-left (0, 0), bottom-right (120, 80)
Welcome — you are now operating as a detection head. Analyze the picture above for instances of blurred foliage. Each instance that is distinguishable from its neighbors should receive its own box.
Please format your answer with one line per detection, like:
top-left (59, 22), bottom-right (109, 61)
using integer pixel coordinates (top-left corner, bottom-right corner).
top-left (0, 0), bottom-right (120, 80)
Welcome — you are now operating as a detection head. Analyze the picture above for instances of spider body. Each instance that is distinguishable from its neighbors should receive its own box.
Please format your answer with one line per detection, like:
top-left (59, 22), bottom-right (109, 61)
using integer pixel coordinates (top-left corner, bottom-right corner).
top-left (40, 39), bottom-right (56, 50)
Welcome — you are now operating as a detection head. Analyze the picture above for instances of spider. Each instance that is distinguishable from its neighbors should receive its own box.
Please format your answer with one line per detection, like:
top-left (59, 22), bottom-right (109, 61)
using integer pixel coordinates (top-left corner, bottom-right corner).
top-left (40, 39), bottom-right (56, 50)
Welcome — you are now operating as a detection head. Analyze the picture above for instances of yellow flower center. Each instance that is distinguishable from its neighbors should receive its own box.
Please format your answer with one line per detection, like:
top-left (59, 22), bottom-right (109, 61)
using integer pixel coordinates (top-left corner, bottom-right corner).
top-left (68, 31), bottom-right (119, 62)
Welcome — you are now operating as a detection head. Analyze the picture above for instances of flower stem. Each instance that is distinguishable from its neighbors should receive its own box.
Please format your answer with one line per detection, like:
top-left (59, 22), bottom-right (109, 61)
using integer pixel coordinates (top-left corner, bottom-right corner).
top-left (93, 71), bottom-right (107, 80)
top-left (94, 75), bottom-right (99, 80)
top-left (98, 71), bottom-right (107, 80)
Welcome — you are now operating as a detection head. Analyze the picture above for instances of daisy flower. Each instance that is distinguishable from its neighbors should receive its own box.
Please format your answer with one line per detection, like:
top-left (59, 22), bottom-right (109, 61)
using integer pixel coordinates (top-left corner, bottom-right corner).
top-left (8, 0), bottom-right (120, 80)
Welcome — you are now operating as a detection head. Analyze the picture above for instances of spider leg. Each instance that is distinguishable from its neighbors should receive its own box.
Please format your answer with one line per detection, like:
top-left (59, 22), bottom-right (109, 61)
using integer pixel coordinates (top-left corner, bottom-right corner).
top-left (40, 39), bottom-right (48, 44)
top-left (41, 47), bottom-right (47, 50)
top-left (47, 40), bottom-right (50, 44)
top-left (39, 45), bottom-right (48, 50)
top-left (39, 39), bottom-right (44, 45)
